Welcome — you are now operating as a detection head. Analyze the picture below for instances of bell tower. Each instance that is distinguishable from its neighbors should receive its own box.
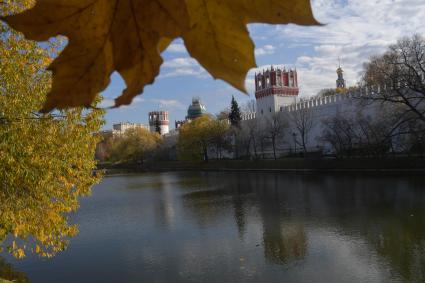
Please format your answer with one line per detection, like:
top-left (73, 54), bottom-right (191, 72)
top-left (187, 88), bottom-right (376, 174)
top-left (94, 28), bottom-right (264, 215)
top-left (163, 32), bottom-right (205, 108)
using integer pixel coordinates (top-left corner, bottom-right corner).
top-left (336, 58), bottom-right (346, 89)
top-left (255, 66), bottom-right (299, 116)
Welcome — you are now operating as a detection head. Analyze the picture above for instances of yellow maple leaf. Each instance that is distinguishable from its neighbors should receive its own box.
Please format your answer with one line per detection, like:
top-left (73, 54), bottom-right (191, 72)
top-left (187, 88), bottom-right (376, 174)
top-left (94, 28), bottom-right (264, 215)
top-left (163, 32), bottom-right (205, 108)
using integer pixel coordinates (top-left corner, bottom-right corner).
top-left (3, 0), bottom-right (318, 111)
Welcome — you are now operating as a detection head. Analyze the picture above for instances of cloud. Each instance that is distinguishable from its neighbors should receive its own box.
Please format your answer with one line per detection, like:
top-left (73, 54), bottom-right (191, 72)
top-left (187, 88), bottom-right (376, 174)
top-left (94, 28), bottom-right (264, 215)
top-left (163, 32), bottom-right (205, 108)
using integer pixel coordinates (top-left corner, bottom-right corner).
top-left (162, 57), bottom-right (197, 68)
top-left (255, 44), bottom-right (276, 56)
top-left (149, 99), bottom-right (185, 110)
top-left (274, 0), bottom-right (425, 97)
top-left (166, 43), bottom-right (186, 53)
top-left (160, 57), bottom-right (207, 78)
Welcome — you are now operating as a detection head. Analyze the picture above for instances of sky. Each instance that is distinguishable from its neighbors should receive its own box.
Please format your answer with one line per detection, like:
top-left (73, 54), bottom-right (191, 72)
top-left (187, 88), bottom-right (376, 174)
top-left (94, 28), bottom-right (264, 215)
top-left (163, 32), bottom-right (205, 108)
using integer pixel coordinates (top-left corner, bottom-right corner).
top-left (100, 0), bottom-right (425, 130)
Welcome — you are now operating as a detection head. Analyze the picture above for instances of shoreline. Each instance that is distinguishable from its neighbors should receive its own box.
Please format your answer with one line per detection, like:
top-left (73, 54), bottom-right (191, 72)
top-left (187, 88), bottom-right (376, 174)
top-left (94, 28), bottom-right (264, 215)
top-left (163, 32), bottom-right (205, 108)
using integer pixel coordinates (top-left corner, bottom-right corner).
top-left (99, 157), bottom-right (425, 176)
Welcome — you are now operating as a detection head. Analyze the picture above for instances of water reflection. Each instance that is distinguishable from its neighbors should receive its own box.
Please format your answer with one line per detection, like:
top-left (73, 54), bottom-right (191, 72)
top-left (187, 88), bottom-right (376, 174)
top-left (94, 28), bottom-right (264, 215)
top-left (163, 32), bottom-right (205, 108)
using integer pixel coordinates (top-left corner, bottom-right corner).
top-left (0, 257), bottom-right (29, 282)
top-left (2, 172), bottom-right (425, 282)
top-left (181, 172), bottom-right (425, 281)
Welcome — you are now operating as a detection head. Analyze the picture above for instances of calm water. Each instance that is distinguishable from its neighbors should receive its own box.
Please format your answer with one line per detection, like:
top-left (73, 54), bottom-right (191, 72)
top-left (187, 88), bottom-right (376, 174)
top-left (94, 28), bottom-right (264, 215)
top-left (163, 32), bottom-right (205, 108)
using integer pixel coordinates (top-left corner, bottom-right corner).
top-left (2, 172), bottom-right (425, 282)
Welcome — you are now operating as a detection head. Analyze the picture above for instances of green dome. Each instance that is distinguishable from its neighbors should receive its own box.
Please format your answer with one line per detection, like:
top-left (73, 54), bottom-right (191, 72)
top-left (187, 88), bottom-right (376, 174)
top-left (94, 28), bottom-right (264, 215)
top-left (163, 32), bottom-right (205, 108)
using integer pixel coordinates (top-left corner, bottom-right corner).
top-left (187, 97), bottom-right (207, 119)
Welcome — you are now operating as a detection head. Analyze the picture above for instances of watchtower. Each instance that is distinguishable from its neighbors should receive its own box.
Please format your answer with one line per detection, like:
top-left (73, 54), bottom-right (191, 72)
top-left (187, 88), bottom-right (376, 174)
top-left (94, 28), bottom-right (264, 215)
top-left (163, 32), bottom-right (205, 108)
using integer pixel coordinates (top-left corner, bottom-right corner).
top-left (255, 66), bottom-right (299, 115)
top-left (148, 111), bottom-right (169, 135)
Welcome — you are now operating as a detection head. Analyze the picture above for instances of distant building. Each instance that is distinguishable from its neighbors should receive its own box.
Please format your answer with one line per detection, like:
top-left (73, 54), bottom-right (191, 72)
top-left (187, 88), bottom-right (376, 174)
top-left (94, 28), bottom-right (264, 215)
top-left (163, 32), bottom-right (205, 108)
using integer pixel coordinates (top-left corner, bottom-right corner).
top-left (112, 122), bottom-right (149, 136)
top-left (149, 111), bottom-right (170, 135)
top-left (175, 120), bottom-right (186, 129)
top-left (186, 97), bottom-right (207, 120)
top-left (173, 97), bottom-right (208, 131)
top-left (336, 63), bottom-right (346, 90)
top-left (255, 66), bottom-right (299, 116)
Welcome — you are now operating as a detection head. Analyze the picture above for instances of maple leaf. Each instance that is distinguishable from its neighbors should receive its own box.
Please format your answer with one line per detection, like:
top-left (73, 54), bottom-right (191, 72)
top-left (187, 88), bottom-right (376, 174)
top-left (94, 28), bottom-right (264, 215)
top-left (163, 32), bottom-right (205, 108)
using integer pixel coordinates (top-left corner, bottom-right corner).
top-left (3, 0), bottom-right (318, 112)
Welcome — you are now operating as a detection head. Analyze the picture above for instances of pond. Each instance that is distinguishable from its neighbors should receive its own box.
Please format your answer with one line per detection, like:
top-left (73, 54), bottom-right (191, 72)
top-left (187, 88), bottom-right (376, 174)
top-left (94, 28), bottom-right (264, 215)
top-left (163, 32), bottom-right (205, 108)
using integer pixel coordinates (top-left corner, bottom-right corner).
top-left (2, 172), bottom-right (425, 282)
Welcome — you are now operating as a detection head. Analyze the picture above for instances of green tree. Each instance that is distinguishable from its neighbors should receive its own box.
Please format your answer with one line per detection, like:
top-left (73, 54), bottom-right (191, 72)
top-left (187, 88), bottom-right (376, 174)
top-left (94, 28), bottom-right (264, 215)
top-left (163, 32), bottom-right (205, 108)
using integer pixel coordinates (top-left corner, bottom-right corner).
top-left (0, 2), bottom-right (104, 258)
top-left (228, 96), bottom-right (242, 127)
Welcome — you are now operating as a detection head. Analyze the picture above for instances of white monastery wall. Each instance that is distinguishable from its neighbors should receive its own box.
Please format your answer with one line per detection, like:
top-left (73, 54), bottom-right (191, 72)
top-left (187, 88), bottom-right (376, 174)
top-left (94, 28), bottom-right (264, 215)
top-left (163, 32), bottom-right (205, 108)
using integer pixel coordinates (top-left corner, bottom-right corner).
top-left (242, 90), bottom-right (388, 156)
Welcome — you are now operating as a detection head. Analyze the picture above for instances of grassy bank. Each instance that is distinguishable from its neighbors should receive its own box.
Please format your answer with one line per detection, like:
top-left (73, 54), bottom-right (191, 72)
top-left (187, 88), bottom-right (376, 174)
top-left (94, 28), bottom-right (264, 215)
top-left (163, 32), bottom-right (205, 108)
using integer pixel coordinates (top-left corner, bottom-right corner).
top-left (99, 157), bottom-right (425, 174)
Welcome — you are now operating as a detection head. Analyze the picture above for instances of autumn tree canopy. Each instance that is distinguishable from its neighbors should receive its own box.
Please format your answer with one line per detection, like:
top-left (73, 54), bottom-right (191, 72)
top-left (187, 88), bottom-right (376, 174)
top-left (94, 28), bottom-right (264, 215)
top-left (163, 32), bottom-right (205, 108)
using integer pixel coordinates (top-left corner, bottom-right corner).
top-left (178, 115), bottom-right (230, 161)
top-left (107, 128), bottom-right (161, 163)
top-left (0, 2), bottom-right (104, 258)
top-left (2, 0), bottom-right (318, 112)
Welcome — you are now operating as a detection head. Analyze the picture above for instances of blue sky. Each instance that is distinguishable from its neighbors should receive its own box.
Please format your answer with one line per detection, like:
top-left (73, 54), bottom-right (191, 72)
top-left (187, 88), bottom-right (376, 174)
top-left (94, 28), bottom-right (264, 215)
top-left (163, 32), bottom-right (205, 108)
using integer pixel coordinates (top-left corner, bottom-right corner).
top-left (100, 0), bottom-right (425, 130)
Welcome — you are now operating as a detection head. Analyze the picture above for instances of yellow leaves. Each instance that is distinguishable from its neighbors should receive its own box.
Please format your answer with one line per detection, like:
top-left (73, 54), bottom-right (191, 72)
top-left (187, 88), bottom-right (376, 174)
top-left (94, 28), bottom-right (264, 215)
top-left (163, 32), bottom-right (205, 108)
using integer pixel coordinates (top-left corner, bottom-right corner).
top-left (183, 0), bottom-right (255, 91)
top-left (178, 115), bottom-right (229, 160)
top-left (0, 19), bottom-right (104, 258)
top-left (107, 127), bottom-right (160, 162)
top-left (3, 0), bottom-right (318, 111)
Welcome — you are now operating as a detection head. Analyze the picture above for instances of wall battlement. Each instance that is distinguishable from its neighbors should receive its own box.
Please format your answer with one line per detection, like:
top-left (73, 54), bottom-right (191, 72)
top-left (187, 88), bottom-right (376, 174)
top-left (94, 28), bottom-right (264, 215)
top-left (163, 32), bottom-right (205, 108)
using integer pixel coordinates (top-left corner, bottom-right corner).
top-left (241, 86), bottom-right (391, 121)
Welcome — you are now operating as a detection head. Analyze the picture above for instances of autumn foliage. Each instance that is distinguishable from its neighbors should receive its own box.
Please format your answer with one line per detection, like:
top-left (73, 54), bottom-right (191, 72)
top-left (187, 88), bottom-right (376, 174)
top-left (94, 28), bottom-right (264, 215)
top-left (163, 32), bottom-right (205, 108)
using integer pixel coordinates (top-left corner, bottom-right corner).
top-left (178, 115), bottom-right (230, 161)
top-left (106, 128), bottom-right (161, 163)
top-left (0, 2), bottom-right (104, 258)
top-left (2, 0), bottom-right (318, 111)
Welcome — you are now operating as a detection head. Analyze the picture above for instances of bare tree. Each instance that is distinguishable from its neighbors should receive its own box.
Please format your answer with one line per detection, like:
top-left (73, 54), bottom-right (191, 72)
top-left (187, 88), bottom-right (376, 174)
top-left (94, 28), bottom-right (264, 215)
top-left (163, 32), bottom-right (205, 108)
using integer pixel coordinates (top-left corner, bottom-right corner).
top-left (242, 99), bottom-right (257, 114)
top-left (244, 118), bottom-right (260, 158)
top-left (265, 113), bottom-right (287, 160)
top-left (320, 113), bottom-right (356, 158)
top-left (315, 88), bottom-right (337, 98)
top-left (362, 34), bottom-right (425, 123)
top-left (234, 125), bottom-right (251, 158)
top-left (320, 105), bottom-right (404, 158)
top-left (290, 107), bottom-right (314, 153)
top-left (353, 109), bottom-right (394, 157)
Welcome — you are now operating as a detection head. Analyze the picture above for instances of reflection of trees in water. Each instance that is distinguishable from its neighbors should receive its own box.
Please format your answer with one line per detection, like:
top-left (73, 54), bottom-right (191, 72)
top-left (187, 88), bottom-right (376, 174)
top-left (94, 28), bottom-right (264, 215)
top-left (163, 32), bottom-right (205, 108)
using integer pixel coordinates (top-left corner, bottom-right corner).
top-left (182, 173), bottom-right (253, 231)
top-left (0, 257), bottom-right (29, 283)
top-left (254, 173), bottom-right (307, 265)
top-left (182, 188), bottom-right (244, 227)
top-left (263, 224), bottom-right (306, 265)
top-left (338, 180), bottom-right (425, 283)
top-left (182, 172), bottom-right (308, 264)
top-left (359, 214), bottom-right (425, 282)
top-left (269, 174), bottom-right (425, 282)
top-left (181, 172), bottom-right (425, 280)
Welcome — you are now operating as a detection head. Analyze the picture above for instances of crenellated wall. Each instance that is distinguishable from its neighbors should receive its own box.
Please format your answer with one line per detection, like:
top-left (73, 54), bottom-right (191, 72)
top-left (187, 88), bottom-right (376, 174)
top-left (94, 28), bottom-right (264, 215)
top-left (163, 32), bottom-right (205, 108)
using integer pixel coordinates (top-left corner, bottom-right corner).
top-left (237, 87), bottom-right (395, 156)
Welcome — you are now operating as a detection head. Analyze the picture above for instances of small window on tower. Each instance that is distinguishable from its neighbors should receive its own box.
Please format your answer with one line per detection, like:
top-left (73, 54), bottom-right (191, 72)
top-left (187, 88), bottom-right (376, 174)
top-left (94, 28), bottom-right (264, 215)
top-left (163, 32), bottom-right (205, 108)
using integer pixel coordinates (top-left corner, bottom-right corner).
top-left (261, 109), bottom-right (263, 115)
top-left (280, 107), bottom-right (283, 111)
top-left (269, 107), bottom-right (272, 112)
